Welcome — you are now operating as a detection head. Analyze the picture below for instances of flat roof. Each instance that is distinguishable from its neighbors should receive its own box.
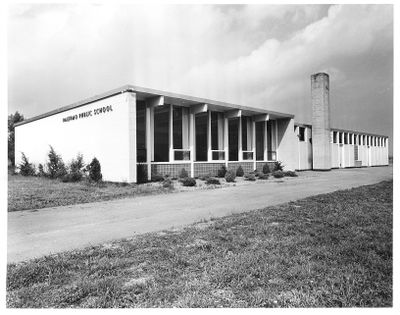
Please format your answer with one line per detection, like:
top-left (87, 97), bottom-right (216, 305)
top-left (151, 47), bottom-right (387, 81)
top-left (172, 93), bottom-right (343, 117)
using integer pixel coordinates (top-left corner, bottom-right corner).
top-left (15, 84), bottom-right (294, 127)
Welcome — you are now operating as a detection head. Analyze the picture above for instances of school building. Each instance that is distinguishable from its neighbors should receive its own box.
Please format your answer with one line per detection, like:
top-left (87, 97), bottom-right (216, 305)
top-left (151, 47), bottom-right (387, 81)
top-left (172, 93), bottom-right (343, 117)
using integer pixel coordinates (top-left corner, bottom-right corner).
top-left (14, 73), bottom-right (389, 182)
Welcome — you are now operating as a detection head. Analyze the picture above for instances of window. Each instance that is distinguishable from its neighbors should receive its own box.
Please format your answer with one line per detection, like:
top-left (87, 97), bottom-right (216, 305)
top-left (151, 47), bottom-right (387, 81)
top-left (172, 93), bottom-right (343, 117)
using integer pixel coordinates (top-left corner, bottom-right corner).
top-left (333, 131), bottom-right (338, 144)
top-left (255, 121), bottom-right (264, 161)
top-left (195, 112), bottom-right (208, 161)
top-left (211, 112), bottom-right (219, 150)
top-left (154, 106), bottom-right (170, 162)
top-left (298, 127), bottom-right (305, 141)
top-left (339, 132), bottom-right (343, 144)
top-left (344, 133), bottom-right (348, 145)
top-left (173, 106), bottom-right (182, 150)
top-left (229, 118), bottom-right (239, 161)
top-left (136, 101), bottom-right (146, 162)
top-left (266, 120), bottom-right (276, 161)
top-left (349, 134), bottom-right (353, 145)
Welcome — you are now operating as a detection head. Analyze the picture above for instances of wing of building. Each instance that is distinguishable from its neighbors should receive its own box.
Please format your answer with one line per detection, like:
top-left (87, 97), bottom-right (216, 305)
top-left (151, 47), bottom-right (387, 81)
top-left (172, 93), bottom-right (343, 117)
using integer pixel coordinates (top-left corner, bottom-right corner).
top-left (14, 73), bottom-right (389, 182)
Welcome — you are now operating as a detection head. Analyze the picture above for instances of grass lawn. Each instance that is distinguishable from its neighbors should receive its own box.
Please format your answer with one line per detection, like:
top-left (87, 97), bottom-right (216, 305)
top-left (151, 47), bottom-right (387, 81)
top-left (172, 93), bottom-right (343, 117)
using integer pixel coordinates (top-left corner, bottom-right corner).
top-left (8, 173), bottom-right (292, 212)
top-left (7, 181), bottom-right (392, 308)
top-left (7, 175), bottom-right (175, 212)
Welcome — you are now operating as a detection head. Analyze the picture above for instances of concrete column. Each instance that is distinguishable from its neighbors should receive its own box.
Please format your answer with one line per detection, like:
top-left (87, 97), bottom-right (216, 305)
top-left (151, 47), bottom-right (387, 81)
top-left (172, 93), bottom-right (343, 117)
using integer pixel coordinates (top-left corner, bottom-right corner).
top-left (169, 104), bottom-right (174, 162)
top-left (189, 112), bottom-right (195, 177)
top-left (252, 119), bottom-right (256, 170)
top-left (238, 117), bottom-right (243, 161)
top-left (275, 120), bottom-right (279, 161)
top-left (207, 110), bottom-right (212, 161)
top-left (311, 72), bottom-right (331, 170)
top-left (127, 92), bottom-right (137, 183)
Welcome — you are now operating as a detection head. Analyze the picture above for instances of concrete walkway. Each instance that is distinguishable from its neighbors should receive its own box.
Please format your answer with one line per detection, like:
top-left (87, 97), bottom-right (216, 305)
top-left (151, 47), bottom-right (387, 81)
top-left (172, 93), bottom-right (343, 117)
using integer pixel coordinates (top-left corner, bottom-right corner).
top-left (8, 166), bottom-right (392, 263)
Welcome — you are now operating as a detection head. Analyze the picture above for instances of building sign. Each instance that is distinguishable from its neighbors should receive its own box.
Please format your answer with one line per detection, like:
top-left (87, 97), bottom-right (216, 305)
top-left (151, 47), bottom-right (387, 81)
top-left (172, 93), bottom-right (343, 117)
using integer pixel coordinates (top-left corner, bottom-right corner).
top-left (62, 105), bottom-right (113, 123)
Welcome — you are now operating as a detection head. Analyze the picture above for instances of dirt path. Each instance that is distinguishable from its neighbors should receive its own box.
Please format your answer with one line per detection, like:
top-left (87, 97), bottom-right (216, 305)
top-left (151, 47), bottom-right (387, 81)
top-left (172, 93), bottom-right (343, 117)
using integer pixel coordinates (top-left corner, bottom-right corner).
top-left (8, 166), bottom-right (392, 263)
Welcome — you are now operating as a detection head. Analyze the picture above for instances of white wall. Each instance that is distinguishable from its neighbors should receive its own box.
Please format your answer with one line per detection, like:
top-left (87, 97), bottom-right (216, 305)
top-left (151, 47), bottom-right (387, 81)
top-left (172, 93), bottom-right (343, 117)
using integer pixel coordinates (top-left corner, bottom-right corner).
top-left (297, 126), bottom-right (312, 170)
top-left (15, 92), bottom-right (135, 182)
top-left (277, 118), bottom-right (298, 171)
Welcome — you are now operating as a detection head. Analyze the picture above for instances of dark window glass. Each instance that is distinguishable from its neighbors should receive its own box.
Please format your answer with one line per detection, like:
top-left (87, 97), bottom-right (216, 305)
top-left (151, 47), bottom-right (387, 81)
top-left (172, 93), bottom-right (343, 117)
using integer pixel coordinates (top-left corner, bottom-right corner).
top-left (349, 134), bottom-right (353, 144)
top-left (195, 112), bottom-right (208, 161)
top-left (256, 121), bottom-right (264, 161)
top-left (333, 131), bottom-right (337, 143)
top-left (344, 133), bottom-right (348, 144)
top-left (136, 101), bottom-right (146, 162)
top-left (154, 106), bottom-right (170, 162)
top-left (299, 127), bottom-right (305, 141)
top-left (211, 112), bottom-right (219, 150)
top-left (173, 106), bottom-right (182, 149)
top-left (229, 118), bottom-right (239, 161)
top-left (242, 116), bottom-right (248, 150)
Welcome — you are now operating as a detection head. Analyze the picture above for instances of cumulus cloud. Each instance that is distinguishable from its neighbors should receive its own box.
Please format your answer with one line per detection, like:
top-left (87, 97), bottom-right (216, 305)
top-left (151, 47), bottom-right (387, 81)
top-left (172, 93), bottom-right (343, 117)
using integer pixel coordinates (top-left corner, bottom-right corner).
top-left (8, 4), bottom-right (392, 147)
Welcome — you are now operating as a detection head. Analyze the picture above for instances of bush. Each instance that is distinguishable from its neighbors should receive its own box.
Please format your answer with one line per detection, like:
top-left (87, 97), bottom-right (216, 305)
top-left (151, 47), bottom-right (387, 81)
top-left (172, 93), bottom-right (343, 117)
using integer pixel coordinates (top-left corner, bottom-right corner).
top-left (272, 170), bottom-right (285, 178)
top-left (18, 152), bottom-right (36, 176)
top-left (46, 146), bottom-right (67, 179)
top-left (151, 173), bottom-right (164, 182)
top-left (225, 170), bottom-right (236, 182)
top-left (258, 173), bottom-right (269, 180)
top-left (37, 163), bottom-right (46, 177)
top-left (244, 173), bottom-right (256, 181)
top-left (63, 154), bottom-right (85, 182)
top-left (137, 164), bottom-right (148, 184)
top-left (236, 165), bottom-right (244, 177)
top-left (199, 173), bottom-right (212, 181)
top-left (284, 170), bottom-right (298, 177)
top-left (179, 168), bottom-right (189, 179)
top-left (205, 177), bottom-right (221, 185)
top-left (217, 165), bottom-right (227, 178)
top-left (181, 177), bottom-right (196, 187)
top-left (262, 163), bottom-right (271, 174)
top-left (274, 161), bottom-right (284, 171)
top-left (162, 178), bottom-right (174, 189)
top-left (87, 157), bottom-right (102, 182)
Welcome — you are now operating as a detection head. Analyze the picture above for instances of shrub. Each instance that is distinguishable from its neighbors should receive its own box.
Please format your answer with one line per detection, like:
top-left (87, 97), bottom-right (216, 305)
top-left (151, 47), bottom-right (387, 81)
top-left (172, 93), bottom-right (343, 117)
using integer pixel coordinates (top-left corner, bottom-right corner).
top-left (63, 154), bottom-right (85, 182)
top-left (272, 170), bottom-right (285, 178)
top-left (179, 168), bottom-right (189, 179)
top-left (274, 161), bottom-right (284, 171)
top-left (46, 146), bottom-right (67, 179)
top-left (225, 170), bottom-right (236, 182)
top-left (258, 173), bottom-right (269, 180)
top-left (244, 173), bottom-right (256, 181)
top-left (262, 163), bottom-right (271, 174)
top-left (37, 163), bottom-right (46, 177)
top-left (137, 164), bottom-right (148, 184)
top-left (217, 165), bottom-right (227, 178)
top-left (162, 178), bottom-right (174, 189)
top-left (284, 170), bottom-right (298, 177)
top-left (236, 165), bottom-right (244, 177)
top-left (18, 152), bottom-right (36, 176)
top-left (87, 157), bottom-right (102, 182)
top-left (151, 173), bottom-right (164, 182)
top-left (205, 177), bottom-right (221, 185)
top-left (181, 177), bottom-right (196, 187)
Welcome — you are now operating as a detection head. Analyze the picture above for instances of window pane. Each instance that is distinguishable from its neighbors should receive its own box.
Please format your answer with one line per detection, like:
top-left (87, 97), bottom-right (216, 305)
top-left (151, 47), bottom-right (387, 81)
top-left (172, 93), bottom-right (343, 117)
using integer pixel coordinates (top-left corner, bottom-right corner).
top-left (154, 106), bottom-right (170, 162)
top-left (211, 112), bottom-right (219, 150)
top-left (136, 101), bottom-right (146, 162)
top-left (242, 116), bottom-right (247, 150)
top-left (195, 112), bottom-right (208, 161)
top-left (229, 118), bottom-right (239, 161)
top-left (255, 121), bottom-right (264, 161)
top-left (299, 127), bottom-right (305, 141)
top-left (173, 106), bottom-right (182, 149)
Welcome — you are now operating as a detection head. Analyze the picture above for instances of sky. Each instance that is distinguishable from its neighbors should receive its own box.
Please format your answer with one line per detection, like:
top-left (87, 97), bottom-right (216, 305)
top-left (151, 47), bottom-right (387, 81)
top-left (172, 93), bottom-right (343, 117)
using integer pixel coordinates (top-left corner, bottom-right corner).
top-left (7, 3), bottom-right (393, 154)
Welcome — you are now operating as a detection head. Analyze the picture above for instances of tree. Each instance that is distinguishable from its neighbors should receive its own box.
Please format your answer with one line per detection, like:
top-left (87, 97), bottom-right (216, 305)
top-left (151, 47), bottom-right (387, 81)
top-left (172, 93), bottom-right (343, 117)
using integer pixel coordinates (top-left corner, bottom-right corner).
top-left (8, 111), bottom-right (24, 167)
top-left (88, 157), bottom-right (102, 182)
top-left (18, 152), bottom-right (36, 176)
top-left (46, 146), bottom-right (67, 178)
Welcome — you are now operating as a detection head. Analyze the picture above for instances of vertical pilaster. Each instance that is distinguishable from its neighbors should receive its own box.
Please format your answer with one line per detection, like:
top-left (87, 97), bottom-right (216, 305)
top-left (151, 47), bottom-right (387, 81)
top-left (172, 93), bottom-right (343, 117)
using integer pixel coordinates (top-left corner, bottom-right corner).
top-left (189, 112), bottom-right (195, 177)
top-left (252, 119), bottom-right (256, 170)
top-left (263, 120), bottom-right (268, 161)
top-left (238, 117), bottom-right (243, 161)
top-left (169, 104), bottom-right (173, 162)
top-left (127, 92), bottom-right (137, 183)
top-left (207, 110), bottom-right (212, 161)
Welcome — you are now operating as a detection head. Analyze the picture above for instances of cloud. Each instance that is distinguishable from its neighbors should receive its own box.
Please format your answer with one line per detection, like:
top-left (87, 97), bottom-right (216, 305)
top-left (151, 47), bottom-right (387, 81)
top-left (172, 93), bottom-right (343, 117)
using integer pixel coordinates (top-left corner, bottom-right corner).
top-left (8, 4), bottom-right (392, 147)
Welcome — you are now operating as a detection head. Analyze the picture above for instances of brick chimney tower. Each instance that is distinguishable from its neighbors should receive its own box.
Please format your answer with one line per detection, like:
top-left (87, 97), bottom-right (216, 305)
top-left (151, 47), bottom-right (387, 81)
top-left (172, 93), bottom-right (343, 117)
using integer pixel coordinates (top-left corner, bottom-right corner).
top-left (311, 72), bottom-right (331, 170)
